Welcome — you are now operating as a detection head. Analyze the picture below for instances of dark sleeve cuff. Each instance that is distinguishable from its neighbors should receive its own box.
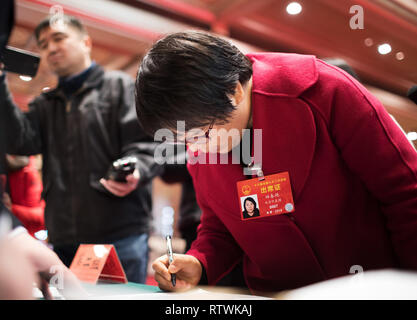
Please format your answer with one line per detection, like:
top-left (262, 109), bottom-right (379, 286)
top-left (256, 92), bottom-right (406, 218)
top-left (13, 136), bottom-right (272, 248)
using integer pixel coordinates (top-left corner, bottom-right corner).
top-left (198, 265), bottom-right (208, 285)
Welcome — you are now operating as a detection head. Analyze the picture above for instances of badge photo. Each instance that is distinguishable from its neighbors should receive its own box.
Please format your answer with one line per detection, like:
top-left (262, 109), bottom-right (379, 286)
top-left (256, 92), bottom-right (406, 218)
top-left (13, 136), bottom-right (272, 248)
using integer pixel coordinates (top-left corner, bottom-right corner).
top-left (236, 171), bottom-right (295, 221)
top-left (241, 195), bottom-right (261, 219)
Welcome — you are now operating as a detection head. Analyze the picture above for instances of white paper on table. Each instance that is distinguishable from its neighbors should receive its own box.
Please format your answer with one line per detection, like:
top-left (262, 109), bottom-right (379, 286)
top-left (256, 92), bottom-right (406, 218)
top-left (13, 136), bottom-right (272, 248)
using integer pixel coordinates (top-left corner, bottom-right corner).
top-left (281, 269), bottom-right (417, 300)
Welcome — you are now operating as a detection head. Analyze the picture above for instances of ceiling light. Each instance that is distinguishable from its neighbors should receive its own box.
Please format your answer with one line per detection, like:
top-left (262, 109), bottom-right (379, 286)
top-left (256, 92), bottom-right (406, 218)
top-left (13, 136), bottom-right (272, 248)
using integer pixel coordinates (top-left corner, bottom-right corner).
top-left (364, 38), bottom-right (373, 47)
top-left (407, 132), bottom-right (417, 141)
top-left (19, 75), bottom-right (32, 81)
top-left (395, 52), bottom-right (405, 61)
top-left (377, 43), bottom-right (392, 55)
top-left (286, 2), bottom-right (302, 15)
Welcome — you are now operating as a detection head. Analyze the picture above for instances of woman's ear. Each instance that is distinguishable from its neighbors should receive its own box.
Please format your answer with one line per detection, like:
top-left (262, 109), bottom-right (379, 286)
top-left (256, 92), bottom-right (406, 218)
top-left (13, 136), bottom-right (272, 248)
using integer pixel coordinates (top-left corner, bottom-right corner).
top-left (229, 81), bottom-right (245, 106)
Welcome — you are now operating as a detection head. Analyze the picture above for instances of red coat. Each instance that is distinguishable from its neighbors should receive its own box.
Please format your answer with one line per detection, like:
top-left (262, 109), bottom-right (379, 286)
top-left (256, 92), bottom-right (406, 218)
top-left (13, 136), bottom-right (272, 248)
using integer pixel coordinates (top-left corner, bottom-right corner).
top-left (187, 52), bottom-right (417, 292)
top-left (8, 157), bottom-right (45, 236)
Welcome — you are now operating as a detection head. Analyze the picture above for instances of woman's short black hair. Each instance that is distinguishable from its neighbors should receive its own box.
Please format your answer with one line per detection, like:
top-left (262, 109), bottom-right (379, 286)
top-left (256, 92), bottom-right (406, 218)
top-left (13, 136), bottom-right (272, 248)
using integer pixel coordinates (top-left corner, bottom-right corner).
top-left (135, 31), bottom-right (253, 136)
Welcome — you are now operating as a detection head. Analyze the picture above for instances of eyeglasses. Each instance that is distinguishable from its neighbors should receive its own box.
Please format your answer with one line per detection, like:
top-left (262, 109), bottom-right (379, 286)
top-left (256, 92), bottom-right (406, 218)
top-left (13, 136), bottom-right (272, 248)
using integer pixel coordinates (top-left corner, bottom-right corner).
top-left (164, 122), bottom-right (214, 145)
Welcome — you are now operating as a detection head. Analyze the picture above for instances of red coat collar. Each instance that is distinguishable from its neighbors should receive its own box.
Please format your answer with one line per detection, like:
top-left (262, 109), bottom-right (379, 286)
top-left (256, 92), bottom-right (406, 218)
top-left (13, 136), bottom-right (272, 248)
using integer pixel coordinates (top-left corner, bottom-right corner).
top-left (246, 52), bottom-right (318, 98)
top-left (248, 52), bottom-right (318, 202)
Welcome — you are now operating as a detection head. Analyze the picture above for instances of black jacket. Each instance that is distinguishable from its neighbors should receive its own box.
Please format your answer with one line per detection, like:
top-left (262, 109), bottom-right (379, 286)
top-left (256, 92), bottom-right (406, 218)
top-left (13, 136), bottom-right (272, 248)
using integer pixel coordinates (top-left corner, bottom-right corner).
top-left (0, 64), bottom-right (161, 245)
top-left (0, 0), bottom-right (14, 175)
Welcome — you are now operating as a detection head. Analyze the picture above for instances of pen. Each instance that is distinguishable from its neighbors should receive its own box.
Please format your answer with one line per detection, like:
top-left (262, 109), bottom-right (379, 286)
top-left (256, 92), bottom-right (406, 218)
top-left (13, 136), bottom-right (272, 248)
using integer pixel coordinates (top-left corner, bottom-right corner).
top-left (166, 235), bottom-right (176, 287)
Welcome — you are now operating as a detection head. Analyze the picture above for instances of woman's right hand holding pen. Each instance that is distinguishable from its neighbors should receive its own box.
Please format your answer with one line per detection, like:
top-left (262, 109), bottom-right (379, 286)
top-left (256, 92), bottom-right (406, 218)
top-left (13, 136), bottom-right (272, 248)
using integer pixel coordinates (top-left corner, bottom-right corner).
top-left (152, 254), bottom-right (202, 291)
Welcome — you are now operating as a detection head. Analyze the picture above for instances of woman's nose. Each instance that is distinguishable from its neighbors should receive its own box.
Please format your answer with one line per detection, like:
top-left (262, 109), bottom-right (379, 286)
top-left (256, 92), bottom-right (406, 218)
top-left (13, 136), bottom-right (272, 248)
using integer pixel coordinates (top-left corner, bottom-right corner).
top-left (187, 143), bottom-right (200, 153)
top-left (187, 142), bottom-right (210, 154)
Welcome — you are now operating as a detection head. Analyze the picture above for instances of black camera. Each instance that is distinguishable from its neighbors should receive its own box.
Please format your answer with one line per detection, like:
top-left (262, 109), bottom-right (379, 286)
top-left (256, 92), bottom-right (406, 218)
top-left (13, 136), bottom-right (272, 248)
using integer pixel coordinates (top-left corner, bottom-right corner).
top-left (105, 156), bottom-right (138, 182)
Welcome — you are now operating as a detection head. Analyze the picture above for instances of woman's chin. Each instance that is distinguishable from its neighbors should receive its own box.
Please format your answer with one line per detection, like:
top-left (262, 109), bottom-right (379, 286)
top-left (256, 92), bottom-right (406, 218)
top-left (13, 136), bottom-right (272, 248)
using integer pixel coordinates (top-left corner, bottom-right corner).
top-left (217, 143), bottom-right (236, 154)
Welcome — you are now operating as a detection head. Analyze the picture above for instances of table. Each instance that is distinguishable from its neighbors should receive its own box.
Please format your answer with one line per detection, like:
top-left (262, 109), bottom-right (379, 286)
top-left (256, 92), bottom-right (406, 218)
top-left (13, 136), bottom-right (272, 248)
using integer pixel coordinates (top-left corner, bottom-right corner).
top-left (82, 282), bottom-right (272, 300)
top-left (35, 281), bottom-right (272, 300)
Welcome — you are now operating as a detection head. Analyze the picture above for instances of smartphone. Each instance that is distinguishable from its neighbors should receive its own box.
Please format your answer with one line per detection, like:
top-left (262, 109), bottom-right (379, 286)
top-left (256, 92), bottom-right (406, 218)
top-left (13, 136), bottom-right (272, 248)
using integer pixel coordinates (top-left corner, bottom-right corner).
top-left (0, 46), bottom-right (40, 77)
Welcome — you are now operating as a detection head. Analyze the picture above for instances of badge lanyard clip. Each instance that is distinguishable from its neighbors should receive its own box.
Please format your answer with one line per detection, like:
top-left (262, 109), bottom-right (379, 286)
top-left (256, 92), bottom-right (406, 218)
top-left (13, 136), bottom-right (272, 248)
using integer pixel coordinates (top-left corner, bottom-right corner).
top-left (241, 126), bottom-right (264, 180)
top-left (247, 161), bottom-right (265, 181)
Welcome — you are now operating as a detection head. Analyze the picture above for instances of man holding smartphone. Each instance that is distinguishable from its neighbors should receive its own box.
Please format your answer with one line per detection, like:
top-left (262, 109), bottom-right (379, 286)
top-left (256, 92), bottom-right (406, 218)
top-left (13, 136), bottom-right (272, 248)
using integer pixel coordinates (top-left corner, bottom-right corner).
top-left (0, 0), bottom-right (14, 180)
top-left (0, 14), bottom-right (160, 284)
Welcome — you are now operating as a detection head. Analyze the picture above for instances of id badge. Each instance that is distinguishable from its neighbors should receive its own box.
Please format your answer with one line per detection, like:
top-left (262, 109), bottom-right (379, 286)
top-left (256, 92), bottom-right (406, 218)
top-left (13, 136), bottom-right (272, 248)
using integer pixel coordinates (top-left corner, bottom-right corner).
top-left (237, 171), bottom-right (295, 220)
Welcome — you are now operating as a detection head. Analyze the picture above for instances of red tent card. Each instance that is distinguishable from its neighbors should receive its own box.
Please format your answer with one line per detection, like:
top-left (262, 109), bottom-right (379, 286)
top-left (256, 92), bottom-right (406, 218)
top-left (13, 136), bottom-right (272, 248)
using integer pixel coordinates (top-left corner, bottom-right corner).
top-left (69, 244), bottom-right (127, 284)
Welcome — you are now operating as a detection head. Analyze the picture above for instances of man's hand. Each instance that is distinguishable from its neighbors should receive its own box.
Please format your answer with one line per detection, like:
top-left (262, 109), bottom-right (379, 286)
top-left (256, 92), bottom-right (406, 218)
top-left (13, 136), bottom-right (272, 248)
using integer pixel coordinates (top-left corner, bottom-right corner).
top-left (1, 232), bottom-right (86, 299)
top-left (0, 237), bottom-right (36, 299)
top-left (100, 169), bottom-right (140, 197)
top-left (152, 253), bottom-right (202, 292)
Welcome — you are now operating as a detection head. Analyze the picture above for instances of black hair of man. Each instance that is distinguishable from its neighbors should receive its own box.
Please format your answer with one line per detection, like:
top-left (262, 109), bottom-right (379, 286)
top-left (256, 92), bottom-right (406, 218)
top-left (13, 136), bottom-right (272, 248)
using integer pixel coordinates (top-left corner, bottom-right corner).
top-left (34, 14), bottom-right (87, 42)
top-left (135, 31), bottom-right (253, 137)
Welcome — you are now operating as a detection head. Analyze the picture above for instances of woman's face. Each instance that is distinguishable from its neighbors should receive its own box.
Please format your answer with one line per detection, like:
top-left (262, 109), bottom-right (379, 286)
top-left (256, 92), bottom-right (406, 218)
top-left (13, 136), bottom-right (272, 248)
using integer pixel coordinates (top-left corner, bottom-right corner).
top-left (185, 78), bottom-right (253, 155)
top-left (245, 200), bottom-right (255, 215)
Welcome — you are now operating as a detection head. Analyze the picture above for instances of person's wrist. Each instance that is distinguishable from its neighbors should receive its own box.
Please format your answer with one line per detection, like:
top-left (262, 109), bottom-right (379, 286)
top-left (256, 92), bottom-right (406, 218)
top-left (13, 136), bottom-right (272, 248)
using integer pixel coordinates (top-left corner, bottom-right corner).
top-left (190, 256), bottom-right (204, 285)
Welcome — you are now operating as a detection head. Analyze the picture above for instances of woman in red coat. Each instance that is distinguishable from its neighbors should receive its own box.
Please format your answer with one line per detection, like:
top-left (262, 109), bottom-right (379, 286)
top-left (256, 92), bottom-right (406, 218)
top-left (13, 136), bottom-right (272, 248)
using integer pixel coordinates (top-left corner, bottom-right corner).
top-left (5, 155), bottom-right (45, 237)
top-left (136, 31), bottom-right (417, 293)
